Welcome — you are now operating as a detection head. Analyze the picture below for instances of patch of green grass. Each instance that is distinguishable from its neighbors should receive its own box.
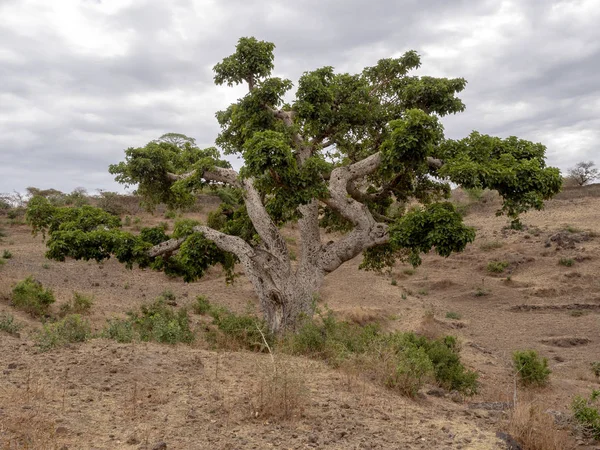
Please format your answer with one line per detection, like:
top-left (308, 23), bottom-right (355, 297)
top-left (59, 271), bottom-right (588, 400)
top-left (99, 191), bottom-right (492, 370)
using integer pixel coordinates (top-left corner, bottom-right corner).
top-left (479, 241), bottom-right (503, 251)
top-left (102, 318), bottom-right (135, 343)
top-left (123, 215), bottom-right (131, 226)
top-left (390, 279), bottom-right (397, 286)
top-left (403, 269), bottom-right (416, 276)
top-left (401, 293), bottom-right (407, 300)
top-left (417, 289), bottom-right (429, 296)
top-left (42, 263), bottom-right (50, 269)
top-left (571, 390), bottom-right (600, 440)
top-left (2, 249), bottom-right (12, 259)
top-left (445, 312), bottom-right (462, 320)
top-left (0, 313), bottom-right (22, 336)
top-left (164, 210), bottom-right (177, 219)
top-left (513, 350), bottom-right (551, 386)
top-left (564, 225), bottom-right (582, 234)
top-left (474, 287), bottom-right (489, 297)
top-left (11, 276), bottom-right (55, 317)
top-left (591, 362), bottom-right (600, 379)
top-left (570, 310), bottom-right (587, 317)
top-left (36, 314), bottom-right (91, 352)
top-left (487, 260), bottom-right (509, 273)
top-left (558, 258), bottom-right (575, 267)
top-left (0, 259), bottom-right (5, 266)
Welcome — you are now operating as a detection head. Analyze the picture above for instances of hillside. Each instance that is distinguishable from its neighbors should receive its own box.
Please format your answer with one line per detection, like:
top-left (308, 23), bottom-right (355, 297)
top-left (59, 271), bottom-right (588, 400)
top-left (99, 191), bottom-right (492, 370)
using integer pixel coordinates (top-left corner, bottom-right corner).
top-left (1, 187), bottom-right (599, 449)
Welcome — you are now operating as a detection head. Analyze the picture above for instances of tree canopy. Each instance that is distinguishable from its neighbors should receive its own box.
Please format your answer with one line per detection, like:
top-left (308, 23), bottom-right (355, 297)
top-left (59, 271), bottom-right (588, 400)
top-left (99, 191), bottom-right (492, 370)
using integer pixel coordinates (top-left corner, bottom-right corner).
top-left (28, 37), bottom-right (562, 332)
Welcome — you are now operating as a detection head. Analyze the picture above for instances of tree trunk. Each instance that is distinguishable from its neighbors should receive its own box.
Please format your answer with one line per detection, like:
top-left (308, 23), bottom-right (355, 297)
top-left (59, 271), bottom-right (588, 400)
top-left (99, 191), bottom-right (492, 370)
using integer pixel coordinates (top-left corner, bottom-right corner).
top-left (249, 260), bottom-right (323, 334)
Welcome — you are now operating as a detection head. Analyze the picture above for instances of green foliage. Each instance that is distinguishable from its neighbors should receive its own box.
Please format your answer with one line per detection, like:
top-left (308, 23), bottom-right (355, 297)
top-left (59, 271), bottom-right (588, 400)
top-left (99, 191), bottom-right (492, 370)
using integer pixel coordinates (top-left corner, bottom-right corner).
top-left (386, 203), bottom-right (476, 267)
top-left (571, 390), bottom-right (600, 440)
top-left (0, 313), bottom-right (22, 336)
top-left (558, 257), bottom-right (575, 267)
top-left (207, 304), bottom-right (274, 352)
top-left (487, 260), bottom-right (509, 273)
top-left (36, 314), bottom-right (91, 352)
top-left (59, 292), bottom-right (94, 316)
top-left (479, 241), bottom-right (503, 251)
top-left (192, 295), bottom-right (211, 315)
top-left (2, 250), bottom-right (12, 259)
top-left (11, 276), bottom-right (55, 317)
top-left (129, 299), bottom-right (194, 344)
top-left (102, 318), bottom-right (135, 343)
top-left (512, 350), bottom-right (551, 386)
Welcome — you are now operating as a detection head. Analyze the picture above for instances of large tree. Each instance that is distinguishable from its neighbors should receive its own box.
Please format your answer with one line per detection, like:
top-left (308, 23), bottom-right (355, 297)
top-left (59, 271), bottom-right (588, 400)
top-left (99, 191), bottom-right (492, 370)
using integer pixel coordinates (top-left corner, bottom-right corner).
top-left (27, 37), bottom-right (561, 333)
top-left (567, 161), bottom-right (599, 186)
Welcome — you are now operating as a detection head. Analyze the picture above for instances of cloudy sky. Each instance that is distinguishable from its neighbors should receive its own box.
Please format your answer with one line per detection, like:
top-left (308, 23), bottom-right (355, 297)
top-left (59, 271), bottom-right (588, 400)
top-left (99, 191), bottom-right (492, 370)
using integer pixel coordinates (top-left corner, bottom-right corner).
top-left (1, 0), bottom-right (598, 194)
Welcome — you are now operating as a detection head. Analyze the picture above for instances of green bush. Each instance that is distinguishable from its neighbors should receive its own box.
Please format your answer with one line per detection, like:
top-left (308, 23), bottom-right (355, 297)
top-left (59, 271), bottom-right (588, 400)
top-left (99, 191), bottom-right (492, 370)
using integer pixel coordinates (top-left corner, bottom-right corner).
top-left (164, 210), bottom-right (177, 219)
top-left (11, 276), bottom-right (55, 317)
top-left (207, 305), bottom-right (273, 351)
top-left (512, 350), bottom-right (551, 386)
top-left (2, 250), bottom-right (12, 259)
top-left (571, 390), bottom-right (600, 440)
top-left (591, 362), bottom-right (600, 378)
top-left (192, 295), bottom-right (211, 315)
top-left (479, 241), bottom-right (503, 251)
top-left (487, 260), bottom-right (509, 273)
top-left (36, 314), bottom-right (91, 351)
top-left (102, 299), bottom-right (194, 345)
top-left (129, 299), bottom-right (194, 344)
top-left (0, 313), bottom-right (22, 336)
top-left (102, 318), bottom-right (135, 343)
top-left (60, 292), bottom-right (94, 316)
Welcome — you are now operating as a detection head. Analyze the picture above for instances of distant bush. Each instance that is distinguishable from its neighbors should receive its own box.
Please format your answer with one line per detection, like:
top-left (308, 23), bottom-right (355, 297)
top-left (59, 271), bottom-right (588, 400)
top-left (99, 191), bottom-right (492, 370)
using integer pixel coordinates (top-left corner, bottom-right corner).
top-left (102, 318), bottom-right (135, 343)
top-left (96, 191), bottom-right (127, 216)
top-left (571, 390), bottom-right (600, 440)
top-left (0, 313), bottom-right (22, 336)
top-left (36, 314), bottom-right (91, 352)
top-left (558, 258), bottom-right (575, 267)
top-left (513, 350), bottom-right (551, 386)
top-left (487, 260), bottom-right (509, 273)
top-left (164, 210), bottom-right (177, 219)
top-left (2, 250), bottom-right (12, 259)
top-left (591, 362), bottom-right (600, 379)
top-left (59, 292), bottom-right (94, 316)
top-left (446, 311), bottom-right (461, 320)
top-left (11, 276), bottom-right (55, 317)
top-left (479, 241), bottom-right (503, 251)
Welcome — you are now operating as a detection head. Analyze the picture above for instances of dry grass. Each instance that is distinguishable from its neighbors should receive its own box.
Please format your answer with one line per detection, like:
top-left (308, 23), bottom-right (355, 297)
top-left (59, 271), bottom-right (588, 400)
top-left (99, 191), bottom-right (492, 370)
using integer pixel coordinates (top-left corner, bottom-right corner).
top-left (251, 355), bottom-right (308, 420)
top-left (417, 310), bottom-right (443, 340)
top-left (340, 307), bottom-right (387, 326)
top-left (506, 402), bottom-right (575, 450)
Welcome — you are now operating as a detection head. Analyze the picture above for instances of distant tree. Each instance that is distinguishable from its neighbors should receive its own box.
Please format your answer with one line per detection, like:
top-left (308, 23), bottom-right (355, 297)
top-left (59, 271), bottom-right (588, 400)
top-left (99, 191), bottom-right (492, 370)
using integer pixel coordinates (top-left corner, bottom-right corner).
top-left (27, 37), bottom-right (562, 333)
top-left (567, 161), bottom-right (599, 186)
top-left (154, 133), bottom-right (197, 149)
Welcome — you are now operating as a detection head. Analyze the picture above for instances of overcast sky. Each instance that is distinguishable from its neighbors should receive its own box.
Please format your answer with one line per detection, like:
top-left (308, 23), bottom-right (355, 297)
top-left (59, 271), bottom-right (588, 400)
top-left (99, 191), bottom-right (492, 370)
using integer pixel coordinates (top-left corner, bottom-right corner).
top-left (1, 0), bottom-right (598, 194)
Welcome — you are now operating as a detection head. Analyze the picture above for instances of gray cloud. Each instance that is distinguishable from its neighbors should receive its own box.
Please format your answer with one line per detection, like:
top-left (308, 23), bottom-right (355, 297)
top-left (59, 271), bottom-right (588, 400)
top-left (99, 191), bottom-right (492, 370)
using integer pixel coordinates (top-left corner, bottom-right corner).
top-left (1, 0), bottom-right (598, 194)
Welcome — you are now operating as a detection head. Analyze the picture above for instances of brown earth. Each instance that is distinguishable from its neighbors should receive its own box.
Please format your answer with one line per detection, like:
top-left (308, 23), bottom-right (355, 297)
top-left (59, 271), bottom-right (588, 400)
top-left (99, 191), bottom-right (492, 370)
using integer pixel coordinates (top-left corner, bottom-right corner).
top-left (1, 188), bottom-right (600, 449)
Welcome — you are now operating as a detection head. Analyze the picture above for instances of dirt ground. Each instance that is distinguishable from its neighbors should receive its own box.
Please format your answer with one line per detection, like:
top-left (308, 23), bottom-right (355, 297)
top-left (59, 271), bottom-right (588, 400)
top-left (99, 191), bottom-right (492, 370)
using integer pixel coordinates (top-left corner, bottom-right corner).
top-left (1, 188), bottom-right (599, 449)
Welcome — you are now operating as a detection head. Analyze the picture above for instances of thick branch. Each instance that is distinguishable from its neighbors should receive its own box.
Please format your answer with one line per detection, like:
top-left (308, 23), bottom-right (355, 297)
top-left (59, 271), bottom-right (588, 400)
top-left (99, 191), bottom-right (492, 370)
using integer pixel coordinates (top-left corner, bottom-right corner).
top-left (148, 237), bottom-right (187, 258)
top-left (166, 167), bottom-right (240, 186)
top-left (242, 178), bottom-right (290, 266)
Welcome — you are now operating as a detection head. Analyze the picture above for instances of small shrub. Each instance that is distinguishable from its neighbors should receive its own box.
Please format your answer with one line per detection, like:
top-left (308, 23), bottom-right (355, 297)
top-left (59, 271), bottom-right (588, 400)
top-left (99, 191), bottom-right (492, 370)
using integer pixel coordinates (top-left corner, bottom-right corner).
top-left (571, 390), bottom-right (600, 440)
top-left (390, 279), bottom-right (397, 286)
top-left (417, 289), bottom-right (429, 296)
top-left (102, 318), bottom-right (135, 343)
top-left (130, 299), bottom-right (194, 344)
top-left (42, 263), bottom-right (50, 269)
top-left (474, 287), bottom-right (489, 297)
top-left (446, 311), bottom-right (461, 320)
top-left (564, 225), bottom-right (581, 233)
top-left (164, 210), bottom-right (177, 219)
top-left (0, 313), bottom-right (22, 336)
top-left (0, 259), bottom-right (5, 266)
top-left (570, 310), bottom-right (586, 317)
top-left (401, 293), bottom-right (407, 300)
top-left (2, 249), bottom-right (12, 259)
top-left (159, 289), bottom-right (176, 302)
top-left (60, 292), bottom-right (94, 316)
top-left (480, 241), bottom-right (503, 251)
top-left (124, 216), bottom-right (132, 226)
top-left (403, 268), bottom-right (415, 276)
top-left (558, 258), bottom-right (575, 267)
top-left (192, 295), bottom-right (211, 315)
top-left (11, 276), bottom-right (55, 317)
top-left (513, 350), bottom-right (551, 386)
top-left (252, 357), bottom-right (307, 420)
top-left (36, 314), bottom-right (91, 351)
top-left (208, 306), bottom-right (273, 351)
top-left (487, 260), bottom-right (509, 273)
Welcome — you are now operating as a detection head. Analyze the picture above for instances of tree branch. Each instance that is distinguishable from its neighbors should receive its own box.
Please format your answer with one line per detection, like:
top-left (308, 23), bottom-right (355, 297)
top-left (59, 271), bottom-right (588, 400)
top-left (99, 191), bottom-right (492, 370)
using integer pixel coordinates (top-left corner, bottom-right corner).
top-left (166, 167), bottom-right (240, 186)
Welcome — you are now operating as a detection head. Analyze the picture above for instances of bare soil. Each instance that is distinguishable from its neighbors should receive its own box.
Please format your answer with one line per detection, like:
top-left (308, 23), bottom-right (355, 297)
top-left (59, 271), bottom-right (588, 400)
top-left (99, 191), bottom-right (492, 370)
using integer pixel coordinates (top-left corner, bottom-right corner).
top-left (1, 188), bottom-right (600, 449)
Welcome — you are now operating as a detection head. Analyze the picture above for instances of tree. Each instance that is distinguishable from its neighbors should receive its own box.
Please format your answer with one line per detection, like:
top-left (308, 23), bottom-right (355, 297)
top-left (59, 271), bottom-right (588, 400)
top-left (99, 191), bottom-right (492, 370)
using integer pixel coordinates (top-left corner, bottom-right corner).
top-left (27, 37), bottom-right (562, 333)
top-left (567, 161), bottom-right (599, 186)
